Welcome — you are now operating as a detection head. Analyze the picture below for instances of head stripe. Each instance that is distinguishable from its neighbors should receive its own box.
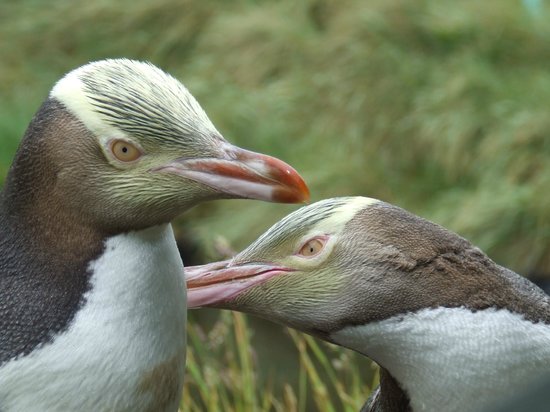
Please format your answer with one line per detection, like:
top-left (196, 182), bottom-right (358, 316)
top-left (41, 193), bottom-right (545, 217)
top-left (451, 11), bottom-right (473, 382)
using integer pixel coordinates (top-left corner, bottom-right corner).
top-left (50, 59), bottom-right (218, 147)
top-left (241, 197), bottom-right (379, 257)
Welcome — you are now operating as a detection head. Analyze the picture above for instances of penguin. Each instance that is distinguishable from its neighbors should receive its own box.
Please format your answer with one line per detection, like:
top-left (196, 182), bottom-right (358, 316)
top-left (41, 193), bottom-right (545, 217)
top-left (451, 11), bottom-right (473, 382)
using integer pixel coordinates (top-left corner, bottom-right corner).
top-left (0, 59), bottom-right (309, 411)
top-left (185, 197), bottom-right (550, 412)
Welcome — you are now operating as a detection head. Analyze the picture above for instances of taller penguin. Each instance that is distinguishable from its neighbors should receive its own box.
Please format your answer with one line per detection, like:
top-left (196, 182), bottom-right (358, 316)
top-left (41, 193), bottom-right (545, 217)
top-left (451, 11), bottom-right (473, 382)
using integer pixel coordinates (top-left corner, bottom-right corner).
top-left (0, 59), bottom-right (309, 412)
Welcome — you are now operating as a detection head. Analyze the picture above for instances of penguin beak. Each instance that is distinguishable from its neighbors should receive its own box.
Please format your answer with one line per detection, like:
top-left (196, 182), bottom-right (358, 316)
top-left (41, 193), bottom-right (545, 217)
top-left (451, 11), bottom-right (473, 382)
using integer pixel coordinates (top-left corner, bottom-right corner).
top-left (154, 142), bottom-right (310, 203)
top-left (185, 260), bottom-right (293, 308)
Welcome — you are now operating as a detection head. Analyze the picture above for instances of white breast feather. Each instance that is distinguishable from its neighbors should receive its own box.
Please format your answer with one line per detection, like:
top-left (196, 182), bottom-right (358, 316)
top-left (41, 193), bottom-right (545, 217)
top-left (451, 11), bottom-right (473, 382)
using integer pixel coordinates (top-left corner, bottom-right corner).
top-left (0, 224), bottom-right (186, 412)
top-left (332, 307), bottom-right (550, 412)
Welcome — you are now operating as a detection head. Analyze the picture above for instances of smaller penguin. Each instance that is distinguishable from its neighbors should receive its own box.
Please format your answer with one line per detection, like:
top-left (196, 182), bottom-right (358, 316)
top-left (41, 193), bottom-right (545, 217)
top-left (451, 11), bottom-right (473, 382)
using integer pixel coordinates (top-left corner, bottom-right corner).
top-left (186, 197), bottom-right (550, 412)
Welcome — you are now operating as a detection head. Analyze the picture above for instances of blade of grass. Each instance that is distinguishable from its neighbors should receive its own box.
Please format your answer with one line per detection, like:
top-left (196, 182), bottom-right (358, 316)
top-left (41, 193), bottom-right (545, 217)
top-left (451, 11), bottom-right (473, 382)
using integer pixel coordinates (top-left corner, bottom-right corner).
top-left (233, 312), bottom-right (257, 411)
top-left (283, 383), bottom-right (298, 412)
top-left (304, 335), bottom-right (352, 407)
top-left (289, 329), bottom-right (336, 412)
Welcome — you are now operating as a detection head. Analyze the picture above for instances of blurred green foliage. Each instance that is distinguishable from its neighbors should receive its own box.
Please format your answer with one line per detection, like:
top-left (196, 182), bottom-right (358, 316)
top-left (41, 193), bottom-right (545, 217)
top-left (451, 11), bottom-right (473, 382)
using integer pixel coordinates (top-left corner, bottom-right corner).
top-left (184, 311), bottom-right (376, 412)
top-left (1, 0), bottom-right (549, 409)
top-left (1, 0), bottom-right (549, 274)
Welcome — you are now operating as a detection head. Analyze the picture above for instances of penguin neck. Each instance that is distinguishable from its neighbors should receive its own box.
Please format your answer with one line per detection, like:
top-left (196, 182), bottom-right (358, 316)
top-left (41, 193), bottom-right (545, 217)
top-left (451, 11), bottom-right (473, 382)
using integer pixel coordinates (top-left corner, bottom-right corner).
top-left (2, 174), bottom-right (104, 264)
top-left (1, 99), bottom-right (106, 255)
top-left (333, 307), bottom-right (550, 412)
top-left (0, 173), bottom-right (106, 363)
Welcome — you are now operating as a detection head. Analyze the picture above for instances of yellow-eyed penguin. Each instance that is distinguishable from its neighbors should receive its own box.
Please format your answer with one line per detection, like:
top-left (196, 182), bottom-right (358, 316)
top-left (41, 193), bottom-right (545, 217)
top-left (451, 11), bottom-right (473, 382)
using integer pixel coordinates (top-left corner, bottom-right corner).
top-left (186, 197), bottom-right (550, 412)
top-left (0, 59), bottom-right (309, 412)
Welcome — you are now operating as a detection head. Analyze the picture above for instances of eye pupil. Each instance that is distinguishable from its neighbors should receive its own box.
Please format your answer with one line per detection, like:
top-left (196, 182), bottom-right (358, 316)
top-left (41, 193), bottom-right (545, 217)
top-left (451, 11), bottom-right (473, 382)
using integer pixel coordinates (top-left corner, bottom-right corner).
top-left (122, 147), bottom-right (128, 153)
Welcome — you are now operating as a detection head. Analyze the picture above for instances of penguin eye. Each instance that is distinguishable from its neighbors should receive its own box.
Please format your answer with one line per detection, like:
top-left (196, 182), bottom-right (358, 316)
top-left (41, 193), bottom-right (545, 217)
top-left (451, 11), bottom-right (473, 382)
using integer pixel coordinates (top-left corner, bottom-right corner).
top-left (297, 237), bottom-right (326, 258)
top-left (110, 140), bottom-right (142, 162)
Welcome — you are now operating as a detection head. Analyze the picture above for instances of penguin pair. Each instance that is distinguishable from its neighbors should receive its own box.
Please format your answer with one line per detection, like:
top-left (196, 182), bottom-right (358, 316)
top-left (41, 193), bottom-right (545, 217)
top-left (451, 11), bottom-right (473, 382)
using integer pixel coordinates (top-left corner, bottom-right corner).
top-left (3, 59), bottom-right (548, 412)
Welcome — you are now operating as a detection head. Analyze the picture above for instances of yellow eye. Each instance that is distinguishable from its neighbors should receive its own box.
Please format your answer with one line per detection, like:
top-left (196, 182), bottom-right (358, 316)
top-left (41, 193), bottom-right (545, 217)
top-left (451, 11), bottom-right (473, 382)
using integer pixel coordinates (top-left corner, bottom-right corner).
top-left (298, 238), bottom-right (326, 257)
top-left (110, 140), bottom-right (142, 162)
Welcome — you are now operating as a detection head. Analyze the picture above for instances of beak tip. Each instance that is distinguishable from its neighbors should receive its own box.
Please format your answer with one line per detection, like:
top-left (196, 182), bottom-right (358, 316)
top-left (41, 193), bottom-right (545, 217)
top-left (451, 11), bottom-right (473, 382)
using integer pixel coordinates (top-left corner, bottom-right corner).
top-left (272, 182), bottom-right (310, 204)
top-left (301, 184), bottom-right (311, 203)
top-left (294, 185), bottom-right (311, 204)
top-left (270, 163), bottom-right (310, 204)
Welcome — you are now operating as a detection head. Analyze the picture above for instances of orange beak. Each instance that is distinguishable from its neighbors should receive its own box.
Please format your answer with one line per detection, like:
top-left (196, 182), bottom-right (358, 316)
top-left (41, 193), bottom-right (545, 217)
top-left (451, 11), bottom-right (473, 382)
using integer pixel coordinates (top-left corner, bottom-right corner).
top-left (155, 142), bottom-right (309, 203)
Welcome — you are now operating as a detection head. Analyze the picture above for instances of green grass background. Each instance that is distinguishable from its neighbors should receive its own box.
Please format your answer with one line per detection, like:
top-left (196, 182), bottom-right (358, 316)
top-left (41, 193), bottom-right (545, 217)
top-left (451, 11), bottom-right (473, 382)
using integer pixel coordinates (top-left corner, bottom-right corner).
top-left (1, 0), bottom-right (549, 410)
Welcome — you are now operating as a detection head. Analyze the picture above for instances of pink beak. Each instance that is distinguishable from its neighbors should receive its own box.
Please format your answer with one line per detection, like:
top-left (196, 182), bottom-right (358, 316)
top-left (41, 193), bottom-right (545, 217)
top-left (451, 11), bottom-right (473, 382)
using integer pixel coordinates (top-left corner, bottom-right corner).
top-left (185, 260), bottom-right (293, 308)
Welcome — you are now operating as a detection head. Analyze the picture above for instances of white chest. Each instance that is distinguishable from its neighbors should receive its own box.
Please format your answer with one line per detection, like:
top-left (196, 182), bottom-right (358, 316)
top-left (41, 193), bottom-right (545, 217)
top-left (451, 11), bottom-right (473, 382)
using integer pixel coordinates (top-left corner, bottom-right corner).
top-left (0, 224), bottom-right (187, 412)
top-left (332, 307), bottom-right (550, 412)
